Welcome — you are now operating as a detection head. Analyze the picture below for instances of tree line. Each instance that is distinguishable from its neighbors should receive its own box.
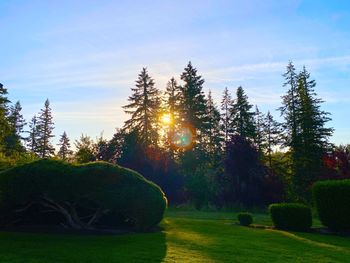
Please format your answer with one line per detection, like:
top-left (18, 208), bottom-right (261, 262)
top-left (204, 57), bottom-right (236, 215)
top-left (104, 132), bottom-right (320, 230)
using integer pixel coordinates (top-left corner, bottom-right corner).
top-left (0, 61), bottom-right (344, 207)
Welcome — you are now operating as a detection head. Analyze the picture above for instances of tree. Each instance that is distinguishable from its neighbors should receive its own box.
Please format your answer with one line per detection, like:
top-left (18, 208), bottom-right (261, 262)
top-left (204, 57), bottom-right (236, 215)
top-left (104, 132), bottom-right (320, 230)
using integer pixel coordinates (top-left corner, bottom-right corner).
top-left (57, 131), bottom-right (73, 161)
top-left (179, 61), bottom-right (208, 142)
top-left (123, 68), bottom-right (160, 147)
top-left (223, 135), bottom-right (266, 206)
top-left (263, 111), bottom-right (282, 167)
top-left (204, 90), bottom-right (222, 163)
top-left (26, 115), bottom-right (39, 153)
top-left (4, 101), bottom-right (26, 154)
top-left (279, 61), bottom-right (299, 149)
top-left (36, 99), bottom-right (55, 158)
top-left (74, 134), bottom-right (96, 163)
top-left (291, 67), bottom-right (333, 201)
top-left (220, 87), bottom-right (232, 145)
top-left (253, 106), bottom-right (265, 153)
top-left (230, 86), bottom-right (255, 139)
top-left (163, 77), bottom-right (182, 156)
top-left (0, 83), bottom-right (11, 152)
top-left (279, 63), bottom-right (333, 201)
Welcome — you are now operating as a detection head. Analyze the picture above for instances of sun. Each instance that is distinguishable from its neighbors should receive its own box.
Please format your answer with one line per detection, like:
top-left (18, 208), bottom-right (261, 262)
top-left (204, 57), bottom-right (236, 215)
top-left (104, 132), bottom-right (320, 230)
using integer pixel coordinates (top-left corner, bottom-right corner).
top-left (160, 113), bottom-right (172, 126)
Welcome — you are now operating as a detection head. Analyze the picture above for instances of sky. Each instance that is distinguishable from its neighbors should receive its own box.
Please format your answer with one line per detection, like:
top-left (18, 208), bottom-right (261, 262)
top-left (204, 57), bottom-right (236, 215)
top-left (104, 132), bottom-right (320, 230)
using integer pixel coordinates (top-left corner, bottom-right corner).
top-left (1, 0), bottom-right (350, 146)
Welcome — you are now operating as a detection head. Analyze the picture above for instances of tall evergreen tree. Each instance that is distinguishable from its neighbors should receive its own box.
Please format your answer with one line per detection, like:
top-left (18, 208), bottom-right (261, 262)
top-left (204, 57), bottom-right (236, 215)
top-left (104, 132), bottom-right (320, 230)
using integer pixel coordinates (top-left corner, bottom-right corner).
top-left (179, 61), bottom-right (208, 142)
top-left (0, 83), bottom-right (11, 152)
top-left (280, 63), bottom-right (333, 201)
top-left (279, 61), bottom-right (299, 149)
top-left (163, 77), bottom-right (182, 156)
top-left (26, 115), bottom-right (38, 153)
top-left (220, 87), bottom-right (232, 145)
top-left (57, 131), bottom-right (72, 161)
top-left (292, 67), bottom-right (333, 201)
top-left (230, 86), bottom-right (255, 139)
top-left (253, 106), bottom-right (265, 153)
top-left (204, 90), bottom-right (222, 163)
top-left (263, 111), bottom-right (282, 167)
top-left (36, 99), bottom-right (55, 158)
top-left (123, 68), bottom-right (160, 146)
top-left (4, 101), bottom-right (26, 154)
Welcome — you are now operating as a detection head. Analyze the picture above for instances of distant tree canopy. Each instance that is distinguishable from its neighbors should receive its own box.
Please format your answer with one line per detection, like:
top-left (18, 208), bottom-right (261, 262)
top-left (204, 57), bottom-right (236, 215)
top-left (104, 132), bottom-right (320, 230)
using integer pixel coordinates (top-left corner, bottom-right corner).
top-left (0, 61), bottom-right (336, 207)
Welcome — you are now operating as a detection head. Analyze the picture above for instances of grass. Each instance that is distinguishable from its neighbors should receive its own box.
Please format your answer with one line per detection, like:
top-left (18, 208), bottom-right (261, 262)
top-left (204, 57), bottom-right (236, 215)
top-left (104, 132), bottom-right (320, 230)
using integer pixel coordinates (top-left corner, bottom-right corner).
top-left (0, 210), bottom-right (349, 262)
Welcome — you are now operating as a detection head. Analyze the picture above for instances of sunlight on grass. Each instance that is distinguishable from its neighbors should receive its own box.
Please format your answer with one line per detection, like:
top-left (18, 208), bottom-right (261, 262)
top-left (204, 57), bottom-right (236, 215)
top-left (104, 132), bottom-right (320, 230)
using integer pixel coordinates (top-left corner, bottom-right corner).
top-left (268, 229), bottom-right (350, 253)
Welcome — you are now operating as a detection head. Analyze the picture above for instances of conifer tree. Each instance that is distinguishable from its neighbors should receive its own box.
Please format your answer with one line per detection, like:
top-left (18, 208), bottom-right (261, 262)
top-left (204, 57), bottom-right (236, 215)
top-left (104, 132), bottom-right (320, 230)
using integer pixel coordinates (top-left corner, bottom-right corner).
top-left (74, 134), bottom-right (96, 163)
top-left (179, 61), bottom-right (208, 142)
top-left (57, 131), bottom-right (72, 161)
top-left (291, 67), bottom-right (333, 200)
top-left (36, 99), bottom-right (55, 158)
top-left (204, 90), bottom-right (222, 162)
top-left (263, 111), bottom-right (282, 167)
top-left (163, 77), bottom-right (182, 156)
top-left (123, 68), bottom-right (160, 146)
top-left (26, 115), bottom-right (38, 153)
top-left (230, 86), bottom-right (255, 139)
top-left (0, 83), bottom-right (11, 152)
top-left (220, 87), bottom-right (232, 145)
top-left (253, 106), bottom-right (265, 153)
top-left (279, 61), bottom-right (299, 149)
top-left (4, 101), bottom-right (26, 154)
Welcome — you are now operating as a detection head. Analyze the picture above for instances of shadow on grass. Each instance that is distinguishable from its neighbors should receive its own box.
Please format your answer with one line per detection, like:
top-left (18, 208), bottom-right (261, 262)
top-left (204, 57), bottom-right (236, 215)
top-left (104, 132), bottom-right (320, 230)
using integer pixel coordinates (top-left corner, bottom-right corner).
top-left (0, 230), bottom-right (167, 262)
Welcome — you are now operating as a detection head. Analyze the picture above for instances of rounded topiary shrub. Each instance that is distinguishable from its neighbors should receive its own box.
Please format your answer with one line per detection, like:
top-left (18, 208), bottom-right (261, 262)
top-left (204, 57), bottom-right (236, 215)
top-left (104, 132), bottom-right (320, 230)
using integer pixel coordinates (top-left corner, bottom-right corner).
top-left (237, 212), bottom-right (253, 226)
top-left (269, 203), bottom-right (312, 231)
top-left (313, 179), bottom-right (350, 231)
top-left (0, 159), bottom-right (167, 231)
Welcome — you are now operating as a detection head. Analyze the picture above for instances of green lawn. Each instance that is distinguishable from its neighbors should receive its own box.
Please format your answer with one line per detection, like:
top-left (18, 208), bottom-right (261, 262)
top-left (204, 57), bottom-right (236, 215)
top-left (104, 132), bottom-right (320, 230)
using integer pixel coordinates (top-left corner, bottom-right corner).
top-left (0, 210), bottom-right (349, 262)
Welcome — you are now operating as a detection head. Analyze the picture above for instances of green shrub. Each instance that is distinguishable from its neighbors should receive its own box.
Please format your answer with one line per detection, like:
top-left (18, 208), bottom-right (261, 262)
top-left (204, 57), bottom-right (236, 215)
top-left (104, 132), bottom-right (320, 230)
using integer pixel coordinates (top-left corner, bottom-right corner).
top-left (237, 212), bottom-right (253, 226)
top-left (313, 179), bottom-right (350, 231)
top-left (269, 203), bottom-right (312, 231)
top-left (0, 159), bottom-right (167, 231)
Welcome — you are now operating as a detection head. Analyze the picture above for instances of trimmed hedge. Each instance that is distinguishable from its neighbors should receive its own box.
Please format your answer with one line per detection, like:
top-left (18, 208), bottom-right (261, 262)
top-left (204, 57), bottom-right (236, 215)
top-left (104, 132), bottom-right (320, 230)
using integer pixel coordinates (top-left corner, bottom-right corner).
top-left (237, 212), bottom-right (253, 226)
top-left (0, 159), bottom-right (167, 231)
top-left (313, 179), bottom-right (350, 231)
top-left (269, 203), bottom-right (312, 231)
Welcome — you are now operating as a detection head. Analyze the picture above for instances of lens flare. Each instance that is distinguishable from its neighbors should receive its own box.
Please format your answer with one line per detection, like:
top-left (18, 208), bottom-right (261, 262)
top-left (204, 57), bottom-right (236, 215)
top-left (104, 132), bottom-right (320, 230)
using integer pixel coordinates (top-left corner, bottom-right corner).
top-left (172, 126), bottom-right (194, 149)
top-left (160, 113), bottom-right (172, 125)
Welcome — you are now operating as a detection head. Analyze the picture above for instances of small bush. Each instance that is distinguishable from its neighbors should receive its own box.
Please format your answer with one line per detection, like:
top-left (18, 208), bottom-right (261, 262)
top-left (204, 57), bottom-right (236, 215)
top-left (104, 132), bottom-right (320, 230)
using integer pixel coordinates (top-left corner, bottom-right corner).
top-left (269, 203), bottom-right (312, 231)
top-left (313, 179), bottom-right (350, 231)
top-left (237, 212), bottom-right (253, 226)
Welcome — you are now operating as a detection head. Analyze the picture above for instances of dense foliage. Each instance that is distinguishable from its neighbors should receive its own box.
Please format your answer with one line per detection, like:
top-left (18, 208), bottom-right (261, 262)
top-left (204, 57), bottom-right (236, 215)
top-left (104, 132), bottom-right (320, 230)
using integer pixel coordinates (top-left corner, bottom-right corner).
top-left (0, 159), bottom-right (167, 231)
top-left (269, 203), bottom-right (312, 231)
top-left (312, 179), bottom-right (350, 231)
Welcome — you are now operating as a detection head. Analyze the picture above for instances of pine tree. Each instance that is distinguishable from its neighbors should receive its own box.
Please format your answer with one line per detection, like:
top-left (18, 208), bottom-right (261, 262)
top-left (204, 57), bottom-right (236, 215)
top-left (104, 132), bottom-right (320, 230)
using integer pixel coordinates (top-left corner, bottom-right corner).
top-left (57, 131), bottom-right (72, 161)
top-left (36, 99), bottom-right (55, 158)
top-left (74, 134), bottom-right (96, 163)
top-left (26, 115), bottom-right (39, 153)
top-left (230, 86), bottom-right (255, 139)
top-left (291, 67), bottom-right (333, 201)
top-left (220, 87), bottom-right (232, 145)
top-left (204, 90), bottom-right (222, 163)
top-left (123, 68), bottom-right (160, 146)
top-left (179, 61), bottom-right (208, 142)
top-left (253, 106), bottom-right (265, 152)
top-left (0, 83), bottom-right (11, 152)
top-left (263, 111), bottom-right (282, 167)
top-left (163, 77), bottom-right (182, 156)
top-left (279, 63), bottom-right (333, 201)
top-left (4, 101), bottom-right (26, 154)
top-left (279, 61), bottom-right (299, 149)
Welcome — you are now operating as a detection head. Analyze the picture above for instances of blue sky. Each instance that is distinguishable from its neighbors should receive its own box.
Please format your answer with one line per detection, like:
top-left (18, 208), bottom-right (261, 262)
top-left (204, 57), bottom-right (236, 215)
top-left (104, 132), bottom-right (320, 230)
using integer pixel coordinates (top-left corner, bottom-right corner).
top-left (1, 0), bottom-right (350, 145)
